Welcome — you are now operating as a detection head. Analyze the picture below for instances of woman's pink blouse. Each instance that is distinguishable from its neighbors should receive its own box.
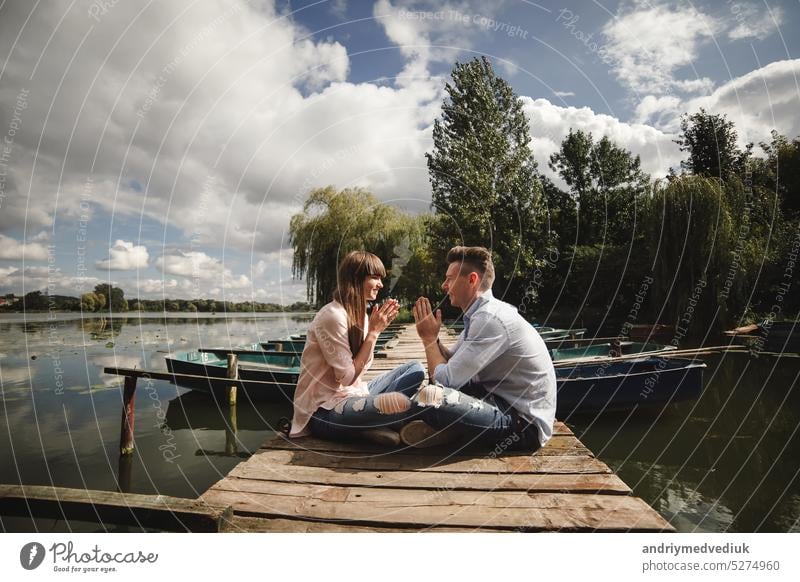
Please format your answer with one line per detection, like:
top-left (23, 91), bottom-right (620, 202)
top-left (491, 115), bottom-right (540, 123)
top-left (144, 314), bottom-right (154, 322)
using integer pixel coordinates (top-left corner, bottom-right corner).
top-left (289, 301), bottom-right (372, 437)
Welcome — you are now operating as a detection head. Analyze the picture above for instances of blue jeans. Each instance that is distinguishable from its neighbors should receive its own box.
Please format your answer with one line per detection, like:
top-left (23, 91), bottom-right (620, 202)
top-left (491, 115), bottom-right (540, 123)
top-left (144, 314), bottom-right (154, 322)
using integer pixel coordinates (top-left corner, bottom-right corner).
top-left (411, 382), bottom-right (541, 452)
top-left (309, 361), bottom-right (425, 441)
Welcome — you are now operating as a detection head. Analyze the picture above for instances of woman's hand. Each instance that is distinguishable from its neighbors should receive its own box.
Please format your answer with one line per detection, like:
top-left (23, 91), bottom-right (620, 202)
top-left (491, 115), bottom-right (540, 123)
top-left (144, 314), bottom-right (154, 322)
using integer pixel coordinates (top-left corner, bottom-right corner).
top-left (368, 298), bottom-right (399, 334)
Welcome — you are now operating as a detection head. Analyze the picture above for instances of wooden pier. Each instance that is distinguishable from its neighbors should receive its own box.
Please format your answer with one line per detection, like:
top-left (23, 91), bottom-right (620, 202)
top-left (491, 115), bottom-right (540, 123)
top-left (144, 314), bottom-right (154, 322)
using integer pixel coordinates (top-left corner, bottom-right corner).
top-left (201, 325), bottom-right (674, 532)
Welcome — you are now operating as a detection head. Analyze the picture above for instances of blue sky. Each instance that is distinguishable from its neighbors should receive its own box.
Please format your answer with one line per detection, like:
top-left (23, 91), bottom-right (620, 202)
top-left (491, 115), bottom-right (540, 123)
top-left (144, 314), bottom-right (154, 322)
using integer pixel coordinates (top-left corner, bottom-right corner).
top-left (0, 0), bottom-right (798, 303)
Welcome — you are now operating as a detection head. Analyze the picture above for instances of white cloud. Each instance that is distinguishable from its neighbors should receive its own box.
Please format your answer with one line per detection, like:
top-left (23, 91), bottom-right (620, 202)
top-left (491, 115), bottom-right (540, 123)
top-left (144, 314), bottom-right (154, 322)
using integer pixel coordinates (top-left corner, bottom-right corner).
top-left (0, 265), bottom-right (101, 296)
top-left (155, 250), bottom-right (252, 289)
top-left (634, 95), bottom-right (682, 128)
top-left (0, 0), bottom-right (439, 257)
top-left (521, 97), bottom-right (683, 181)
top-left (554, 91), bottom-right (575, 98)
top-left (686, 59), bottom-right (800, 147)
top-left (95, 240), bottom-right (149, 271)
top-left (0, 234), bottom-right (51, 261)
top-left (0, 266), bottom-right (19, 278)
top-left (602, 3), bottom-right (719, 94)
top-left (728, 5), bottom-right (783, 41)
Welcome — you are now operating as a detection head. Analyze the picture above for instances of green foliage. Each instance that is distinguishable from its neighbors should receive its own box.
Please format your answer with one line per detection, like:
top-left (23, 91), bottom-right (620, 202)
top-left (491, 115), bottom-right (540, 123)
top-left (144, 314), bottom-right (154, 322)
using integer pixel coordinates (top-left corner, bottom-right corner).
top-left (290, 185), bottom-right (428, 306)
top-left (93, 284), bottom-right (126, 311)
top-left (675, 108), bottom-right (745, 179)
top-left (81, 292), bottom-right (99, 312)
top-left (549, 129), bottom-right (649, 245)
top-left (543, 243), bottom-right (649, 326)
top-left (426, 56), bottom-right (546, 306)
top-left (752, 131), bottom-right (800, 219)
top-left (644, 176), bottom-right (735, 331)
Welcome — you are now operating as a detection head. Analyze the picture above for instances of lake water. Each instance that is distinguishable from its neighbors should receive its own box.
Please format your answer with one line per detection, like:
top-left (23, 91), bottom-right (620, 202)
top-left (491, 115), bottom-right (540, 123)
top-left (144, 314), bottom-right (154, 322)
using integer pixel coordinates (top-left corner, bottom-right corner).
top-left (1, 313), bottom-right (798, 532)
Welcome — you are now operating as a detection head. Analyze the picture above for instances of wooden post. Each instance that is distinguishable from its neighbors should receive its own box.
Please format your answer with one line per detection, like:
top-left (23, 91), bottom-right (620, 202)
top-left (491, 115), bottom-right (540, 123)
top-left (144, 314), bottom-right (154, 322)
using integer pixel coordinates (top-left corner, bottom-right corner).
top-left (119, 375), bottom-right (137, 455)
top-left (225, 401), bottom-right (238, 456)
top-left (117, 453), bottom-right (133, 493)
top-left (226, 354), bottom-right (238, 406)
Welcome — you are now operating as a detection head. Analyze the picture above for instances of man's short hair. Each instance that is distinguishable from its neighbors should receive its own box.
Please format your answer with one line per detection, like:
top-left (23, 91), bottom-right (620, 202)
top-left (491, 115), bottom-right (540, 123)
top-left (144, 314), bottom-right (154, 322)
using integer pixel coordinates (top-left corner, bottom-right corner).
top-left (446, 246), bottom-right (495, 291)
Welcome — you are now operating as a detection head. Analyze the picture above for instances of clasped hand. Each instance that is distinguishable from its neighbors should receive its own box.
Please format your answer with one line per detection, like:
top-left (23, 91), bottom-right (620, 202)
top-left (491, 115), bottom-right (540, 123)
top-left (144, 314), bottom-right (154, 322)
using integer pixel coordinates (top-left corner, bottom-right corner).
top-left (369, 298), bottom-right (399, 334)
top-left (412, 297), bottom-right (441, 342)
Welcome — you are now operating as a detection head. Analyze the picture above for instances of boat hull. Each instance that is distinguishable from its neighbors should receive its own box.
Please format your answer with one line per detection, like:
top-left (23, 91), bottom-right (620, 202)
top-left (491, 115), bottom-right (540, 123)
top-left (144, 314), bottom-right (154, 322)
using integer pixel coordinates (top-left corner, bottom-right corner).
top-left (164, 356), bottom-right (299, 402)
top-left (556, 357), bottom-right (705, 417)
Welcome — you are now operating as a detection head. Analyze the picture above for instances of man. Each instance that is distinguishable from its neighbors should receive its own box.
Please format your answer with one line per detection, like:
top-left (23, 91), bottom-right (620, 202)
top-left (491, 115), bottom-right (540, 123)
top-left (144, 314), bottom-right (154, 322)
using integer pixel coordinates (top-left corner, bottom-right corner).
top-left (402, 246), bottom-right (556, 451)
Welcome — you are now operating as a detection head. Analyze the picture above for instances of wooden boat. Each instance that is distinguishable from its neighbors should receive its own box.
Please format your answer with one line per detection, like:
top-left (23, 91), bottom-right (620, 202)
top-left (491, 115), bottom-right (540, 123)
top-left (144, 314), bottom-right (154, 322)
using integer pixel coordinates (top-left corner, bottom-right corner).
top-left (534, 326), bottom-right (587, 341)
top-left (266, 331), bottom-right (400, 352)
top-left (556, 357), bottom-right (706, 417)
top-left (628, 324), bottom-right (674, 340)
top-left (550, 341), bottom-right (675, 362)
top-left (164, 327), bottom-right (400, 399)
top-left (164, 346), bottom-right (299, 402)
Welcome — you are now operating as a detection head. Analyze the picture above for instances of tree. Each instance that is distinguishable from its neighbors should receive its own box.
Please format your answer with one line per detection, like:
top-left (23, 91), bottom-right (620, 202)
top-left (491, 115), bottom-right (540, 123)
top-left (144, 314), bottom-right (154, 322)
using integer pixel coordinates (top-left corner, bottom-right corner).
top-left (22, 290), bottom-right (48, 310)
top-left (675, 108), bottom-right (744, 180)
top-left (81, 292), bottom-right (99, 312)
top-left (644, 176), bottom-right (735, 332)
top-left (549, 129), bottom-right (649, 245)
top-left (426, 56), bottom-right (546, 306)
top-left (93, 284), bottom-right (126, 311)
top-left (755, 131), bottom-right (800, 218)
top-left (290, 185), bottom-right (423, 306)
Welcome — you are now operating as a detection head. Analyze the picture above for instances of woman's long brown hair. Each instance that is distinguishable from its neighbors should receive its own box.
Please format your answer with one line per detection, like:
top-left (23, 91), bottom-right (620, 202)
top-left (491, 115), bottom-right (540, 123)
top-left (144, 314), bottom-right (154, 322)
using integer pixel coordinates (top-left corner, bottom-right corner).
top-left (332, 251), bottom-right (386, 356)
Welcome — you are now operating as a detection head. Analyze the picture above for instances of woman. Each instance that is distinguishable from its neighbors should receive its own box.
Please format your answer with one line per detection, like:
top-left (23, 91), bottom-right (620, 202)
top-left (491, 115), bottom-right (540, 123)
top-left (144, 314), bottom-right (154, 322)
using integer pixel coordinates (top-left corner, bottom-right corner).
top-left (289, 251), bottom-right (425, 445)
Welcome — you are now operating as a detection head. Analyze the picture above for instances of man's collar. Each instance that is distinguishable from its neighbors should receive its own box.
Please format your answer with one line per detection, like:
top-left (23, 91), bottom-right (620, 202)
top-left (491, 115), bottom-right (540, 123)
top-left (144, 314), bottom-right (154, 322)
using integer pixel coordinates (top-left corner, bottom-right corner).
top-left (463, 289), bottom-right (493, 322)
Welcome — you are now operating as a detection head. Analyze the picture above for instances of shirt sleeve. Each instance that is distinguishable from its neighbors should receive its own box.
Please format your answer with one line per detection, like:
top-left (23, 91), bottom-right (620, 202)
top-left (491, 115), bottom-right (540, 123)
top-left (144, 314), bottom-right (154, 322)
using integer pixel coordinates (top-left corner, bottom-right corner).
top-left (438, 330), bottom-right (463, 360)
top-left (433, 313), bottom-right (508, 389)
top-left (315, 309), bottom-right (357, 386)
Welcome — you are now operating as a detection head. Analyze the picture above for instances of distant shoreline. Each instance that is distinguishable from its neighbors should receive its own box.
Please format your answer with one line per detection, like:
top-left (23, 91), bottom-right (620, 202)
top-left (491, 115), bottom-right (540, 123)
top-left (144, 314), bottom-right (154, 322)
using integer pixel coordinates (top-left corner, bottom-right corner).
top-left (0, 311), bottom-right (316, 322)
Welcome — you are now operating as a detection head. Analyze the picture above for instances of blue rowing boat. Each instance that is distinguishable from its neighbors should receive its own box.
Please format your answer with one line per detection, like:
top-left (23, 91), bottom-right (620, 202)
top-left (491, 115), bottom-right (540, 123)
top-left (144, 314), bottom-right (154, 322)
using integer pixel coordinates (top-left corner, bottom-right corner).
top-left (556, 357), bottom-right (706, 417)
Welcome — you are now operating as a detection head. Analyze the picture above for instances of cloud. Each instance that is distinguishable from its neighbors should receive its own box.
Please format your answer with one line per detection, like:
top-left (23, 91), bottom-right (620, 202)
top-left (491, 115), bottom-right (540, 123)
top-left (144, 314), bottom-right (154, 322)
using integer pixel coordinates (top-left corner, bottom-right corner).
top-left (521, 97), bottom-right (683, 181)
top-left (601, 2), bottom-right (719, 94)
top-left (0, 266), bottom-right (19, 278)
top-left (95, 240), bottom-right (149, 271)
top-left (0, 234), bottom-right (50, 261)
top-left (155, 250), bottom-right (252, 289)
top-left (554, 91), bottom-right (575, 98)
top-left (727, 5), bottom-right (783, 41)
top-left (686, 59), bottom-right (800, 147)
top-left (0, 264), bottom-right (101, 296)
top-left (0, 0), bottom-right (439, 258)
top-left (634, 95), bottom-right (682, 128)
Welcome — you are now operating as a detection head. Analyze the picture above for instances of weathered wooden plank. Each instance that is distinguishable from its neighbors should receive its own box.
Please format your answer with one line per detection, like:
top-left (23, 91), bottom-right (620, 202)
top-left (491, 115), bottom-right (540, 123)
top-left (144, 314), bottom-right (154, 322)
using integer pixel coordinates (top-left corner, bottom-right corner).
top-left (260, 434), bottom-right (591, 457)
top-left (202, 478), bottom-right (671, 531)
top-left (0, 485), bottom-right (232, 532)
top-left (220, 515), bottom-right (482, 532)
top-left (227, 462), bottom-right (632, 494)
top-left (233, 448), bottom-right (612, 474)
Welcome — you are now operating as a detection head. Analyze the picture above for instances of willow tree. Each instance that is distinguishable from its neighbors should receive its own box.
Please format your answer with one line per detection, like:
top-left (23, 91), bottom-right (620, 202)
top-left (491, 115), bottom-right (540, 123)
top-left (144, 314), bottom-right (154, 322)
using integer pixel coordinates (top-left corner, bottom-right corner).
top-left (289, 186), bottom-right (431, 306)
top-left (645, 176), bottom-right (735, 333)
top-left (426, 56), bottom-right (546, 307)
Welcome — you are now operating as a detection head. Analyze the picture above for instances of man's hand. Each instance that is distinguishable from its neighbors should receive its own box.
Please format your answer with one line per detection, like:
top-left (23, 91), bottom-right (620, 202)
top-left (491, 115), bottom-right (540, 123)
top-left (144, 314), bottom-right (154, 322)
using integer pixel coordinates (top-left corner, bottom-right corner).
top-left (413, 297), bottom-right (442, 343)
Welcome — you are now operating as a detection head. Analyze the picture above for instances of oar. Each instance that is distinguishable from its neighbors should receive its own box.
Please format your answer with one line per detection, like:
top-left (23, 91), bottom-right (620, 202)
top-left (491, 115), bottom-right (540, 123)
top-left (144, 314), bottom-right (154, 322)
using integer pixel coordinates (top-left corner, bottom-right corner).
top-left (545, 336), bottom-right (626, 345)
top-left (552, 345), bottom-right (747, 367)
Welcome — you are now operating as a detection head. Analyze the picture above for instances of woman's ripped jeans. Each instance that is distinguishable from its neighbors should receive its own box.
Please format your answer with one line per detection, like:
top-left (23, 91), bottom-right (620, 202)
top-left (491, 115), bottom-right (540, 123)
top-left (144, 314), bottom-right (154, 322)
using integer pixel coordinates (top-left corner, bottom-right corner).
top-left (309, 361), bottom-right (425, 440)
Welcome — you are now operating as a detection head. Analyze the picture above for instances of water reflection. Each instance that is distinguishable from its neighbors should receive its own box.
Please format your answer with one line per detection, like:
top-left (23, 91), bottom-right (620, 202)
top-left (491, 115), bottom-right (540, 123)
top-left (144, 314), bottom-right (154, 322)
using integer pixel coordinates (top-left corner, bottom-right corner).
top-left (569, 353), bottom-right (800, 532)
